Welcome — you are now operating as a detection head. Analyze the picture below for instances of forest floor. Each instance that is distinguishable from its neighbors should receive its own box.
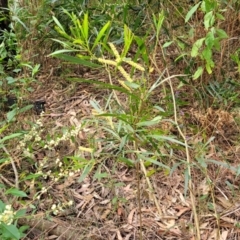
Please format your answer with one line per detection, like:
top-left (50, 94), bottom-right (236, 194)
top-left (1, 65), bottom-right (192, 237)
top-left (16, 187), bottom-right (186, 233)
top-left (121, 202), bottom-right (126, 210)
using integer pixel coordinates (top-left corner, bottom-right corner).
top-left (1, 1), bottom-right (239, 239)
top-left (10, 56), bottom-right (239, 240)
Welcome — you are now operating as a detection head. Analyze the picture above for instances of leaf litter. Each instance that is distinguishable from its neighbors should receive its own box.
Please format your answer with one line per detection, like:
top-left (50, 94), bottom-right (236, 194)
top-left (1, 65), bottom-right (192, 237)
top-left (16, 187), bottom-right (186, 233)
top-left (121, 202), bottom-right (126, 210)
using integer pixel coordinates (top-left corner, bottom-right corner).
top-left (2, 58), bottom-right (240, 240)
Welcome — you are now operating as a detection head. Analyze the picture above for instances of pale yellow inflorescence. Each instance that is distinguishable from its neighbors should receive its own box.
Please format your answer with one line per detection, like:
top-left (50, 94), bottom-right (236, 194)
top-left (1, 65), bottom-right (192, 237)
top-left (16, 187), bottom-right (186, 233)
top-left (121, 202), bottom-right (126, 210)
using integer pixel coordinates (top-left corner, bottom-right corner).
top-left (108, 42), bottom-right (121, 59)
top-left (0, 205), bottom-right (15, 225)
top-left (97, 42), bottom-right (145, 84)
top-left (123, 59), bottom-right (145, 72)
top-left (97, 58), bottom-right (117, 66)
top-left (51, 200), bottom-right (73, 215)
top-left (117, 66), bottom-right (133, 82)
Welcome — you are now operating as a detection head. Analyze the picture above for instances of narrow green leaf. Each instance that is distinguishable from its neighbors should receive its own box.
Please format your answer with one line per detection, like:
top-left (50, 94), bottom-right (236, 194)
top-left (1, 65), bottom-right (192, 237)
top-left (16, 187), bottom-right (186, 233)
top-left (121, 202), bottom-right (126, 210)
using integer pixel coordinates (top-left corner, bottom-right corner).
top-left (73, 38), bottom-right (84, 45)
top-left (51, 38), bottom-right (72, 47)
top-left (196, 156), bottom-right (208, 168)
top-left (82, 13), bottom-right (89, 40)
top-left (7, 108), bottom-right (18, 122)
top-left (21, 173), bottom-right (42, 181)
top-left (118, 157), bottom-right (135, 167)
top-left (185, 2), bottom-right (201, 23)
top-left (102, 127), bottom-right (121, 140)
top-left (6, 188), bottom-right (27, 197)
top-left (78, 160), bottom-right (94, 182)
top-left (137, 116), bottom-right (162, 127)
top-left (139, 154), bottom-right (170, 170)
top-left (193, 66), bottom-right (203, 79)
top-left (68, 77), bottom-right (138, 98)
top-left (0, 133), bottom-right (23, 144)
top-left (52, 16), bottom-right (65, 32)
top-left (78, 24), bottom-right (85, 41)
top-left (148, 135), bottom-right (186, 146)
top-left (49, 49), bottom-right (77, 57)
top-left (163, 41), bottom-right (173, 48)
top-left (18, 104), bottom-right (33, 114)
top-left (52, 54), bottom-right (101, 68)
top-left (205, 159), bottom-right (230, 169)
top-left (146, 169), bottom-right (157, 177)
top-left (175, 53), bottom-right (188, 62)
top-left (119, 135), bottom-right (128, 151)
top-left (92, 21), bottom-right (111, 50)
top-left (153, 11), bottom-right (164, 38)
top-left (121, 25), bottom-right (134, 58)
top-left (124, 81), bottom-right (140, 89)
top-left (93, 171), bottom-right (109, 180)
top-left (134, 35), bottom-right (149, 66)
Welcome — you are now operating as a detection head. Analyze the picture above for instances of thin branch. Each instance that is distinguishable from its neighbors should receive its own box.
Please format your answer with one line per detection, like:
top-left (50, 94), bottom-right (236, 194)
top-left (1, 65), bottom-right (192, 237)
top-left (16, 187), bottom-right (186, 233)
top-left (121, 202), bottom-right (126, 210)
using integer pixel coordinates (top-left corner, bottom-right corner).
top-left (168, 78), bottom-right (201, 240)
top-left (139, 158), bottom-right (163, 216)
top-left (0, 174), bottom-right (15, 187)
top-left (2, 146), bottom-right (19, 189)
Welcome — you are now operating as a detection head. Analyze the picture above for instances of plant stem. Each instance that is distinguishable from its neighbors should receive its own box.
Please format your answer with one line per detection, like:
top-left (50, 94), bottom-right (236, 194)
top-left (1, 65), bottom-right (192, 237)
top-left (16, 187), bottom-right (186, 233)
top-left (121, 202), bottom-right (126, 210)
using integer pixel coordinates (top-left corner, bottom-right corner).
top-left (168, 77), bottom-right (201, 240)
top-left (2, 146), bottom-right (19, 189)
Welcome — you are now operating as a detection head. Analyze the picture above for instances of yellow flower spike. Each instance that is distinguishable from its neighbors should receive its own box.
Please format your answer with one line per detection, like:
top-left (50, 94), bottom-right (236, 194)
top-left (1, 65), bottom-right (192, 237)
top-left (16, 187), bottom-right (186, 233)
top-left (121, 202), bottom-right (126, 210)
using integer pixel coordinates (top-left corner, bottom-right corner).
top-left (106, 116), bottom-right (114, 129)
top-left (124, 59), bottom-right (145, 72)
top-left (97, 58), bottom-right (117, 66)
top-left (119, 80), bottom-right (131, 91)
top-left (116, 57), bottom-right (122, 64)
top-left (79, 146), bottom-right (94, 153)
top-left (117, 66), bottom-right (133, 82)
top-left (108, 42), bottom-right (121, 59)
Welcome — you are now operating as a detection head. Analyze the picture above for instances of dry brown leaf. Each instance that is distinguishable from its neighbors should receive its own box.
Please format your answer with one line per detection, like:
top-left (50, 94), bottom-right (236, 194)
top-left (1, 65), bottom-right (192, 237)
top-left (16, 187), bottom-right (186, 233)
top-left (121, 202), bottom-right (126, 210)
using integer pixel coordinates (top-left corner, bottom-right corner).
top-left (175, 189), bottom-right (190, 207)
top-left (127, 208), bottom-right (137, 225)
top-left (122, 184), bottom-right (132, 192)
top-left (199, 178), bottom-right (211, 195)
top-left (100, 199), bottom-right (111, 204)
top-left (124, 233), bottom-right (133, 240)
top-left (220, 230), bottom-right (228, 240)
top-left (109, 232), bottom-right (117, 240)
top-left (46, 235), bottom-right (58, 239)
top-left (117, 206), bottom-right (124, 217)
top-left (164, 219), bottom-right (175, 228)
top-left (101, 202), bottom-right (111, 219)
top-left (175, 206), bottom-right (191, 217)
top-left (220, 216), bottom-right (236, 224)
top-left (116, 230), bottom-right (123, 240)
top-left (93, 191), bottom-right (102, 200)
top-left (208, 229), bottom-right (230, 240)
top-left (93, 205), bottom-right (101, 220)
top-left (200, 222), bottom-right (209, 229)
top-left (157, 224), bottom-right (182, 237)
top-left (55, 178), bottom-right (75, 191)
top-left (216, 196), bottom-right (232, 209)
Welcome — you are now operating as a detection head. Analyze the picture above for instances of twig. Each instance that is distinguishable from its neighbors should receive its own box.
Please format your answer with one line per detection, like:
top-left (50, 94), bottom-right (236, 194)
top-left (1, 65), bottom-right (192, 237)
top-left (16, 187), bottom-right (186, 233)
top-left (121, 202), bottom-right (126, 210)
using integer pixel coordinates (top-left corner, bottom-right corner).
top-left (0, 186), bottom-right (9, 203)
top-left (139, 158), bottom-right (163, 216)
top-left (2, 146), bottom-right (19, 189)
top-left (168, 78), bottom-right (201, 240)
top-left (0, 174), bottom-right (15, 187)
top-left (134, 142), bottom-right (143, 240)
